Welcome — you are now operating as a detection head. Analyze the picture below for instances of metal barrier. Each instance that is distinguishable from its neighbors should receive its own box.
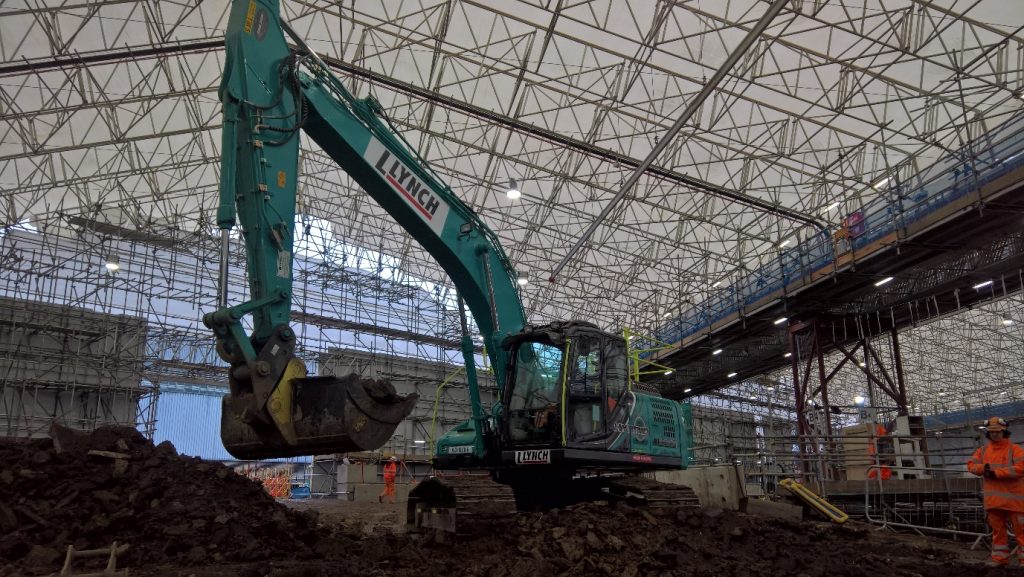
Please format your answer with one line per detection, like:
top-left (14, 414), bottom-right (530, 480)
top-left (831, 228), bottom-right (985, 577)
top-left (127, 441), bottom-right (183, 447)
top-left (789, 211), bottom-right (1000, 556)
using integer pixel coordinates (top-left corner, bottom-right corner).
top-left (703, 428), bottom-right (998, 546)
top-left (860, 464), bottom-right (988, 545)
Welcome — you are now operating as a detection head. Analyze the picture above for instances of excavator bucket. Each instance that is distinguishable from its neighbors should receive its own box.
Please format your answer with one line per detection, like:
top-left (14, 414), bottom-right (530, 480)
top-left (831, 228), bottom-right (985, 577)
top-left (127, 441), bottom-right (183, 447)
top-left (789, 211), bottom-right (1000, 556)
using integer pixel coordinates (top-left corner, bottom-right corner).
top-left (221, 373), bottom-right (418, 460)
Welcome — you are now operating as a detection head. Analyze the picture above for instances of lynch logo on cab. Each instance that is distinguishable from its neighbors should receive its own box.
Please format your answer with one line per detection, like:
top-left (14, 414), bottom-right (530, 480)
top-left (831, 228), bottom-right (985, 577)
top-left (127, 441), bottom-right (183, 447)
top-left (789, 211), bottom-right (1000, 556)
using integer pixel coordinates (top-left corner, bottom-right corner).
top-left (514, 449), bottom-right (551, 465)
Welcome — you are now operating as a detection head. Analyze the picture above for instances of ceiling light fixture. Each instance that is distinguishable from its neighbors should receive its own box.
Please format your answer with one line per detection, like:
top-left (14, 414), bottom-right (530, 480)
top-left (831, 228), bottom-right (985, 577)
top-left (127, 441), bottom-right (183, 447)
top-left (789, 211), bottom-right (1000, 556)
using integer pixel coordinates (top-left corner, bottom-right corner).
top-left (712, 348), bottom-right (723, 355)
top-left (516, 271), bottom-right (528, 286)
top-left (711, 281), bottom-right (722, 288)
top-left (1003, 318), bottom-right (1015, 326)
top-left (506, 179), bottom-right (521, 200)
top-left (727, 372), bottom-right (738, 378)
top-left (778, 239), bottom-right (791, 248)
top-left (973, 280), bottom-right (993, 289)
top-left (826, 202), bottom-right (840, 211)
top-left (858, 361), bottom-right (866, 368)
top-left (664, 370), bottom-right (674, 376)
top-left (663, 312), bottom-right (672, 318)
top-left (684, 388), bottom-right (693, 393)
top-left (783, 352), bottom-right (792, 358)
top-left (773, 317), bottom-right (787, 325)
top-left (873, 176), bottom-right (891, 190)
top-left (854, 395), bottom-right (865, 405)
top-left (874, 276), bottom-right (894, 287)
top-left (104, 254), bottom-right (120, 273)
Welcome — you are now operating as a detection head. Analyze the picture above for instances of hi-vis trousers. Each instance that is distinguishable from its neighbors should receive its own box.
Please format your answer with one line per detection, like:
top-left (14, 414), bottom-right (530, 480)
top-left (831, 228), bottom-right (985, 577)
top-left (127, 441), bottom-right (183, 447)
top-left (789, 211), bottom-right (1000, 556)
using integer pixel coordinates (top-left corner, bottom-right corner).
top-left (988, 509), bottom-right (1024, 565)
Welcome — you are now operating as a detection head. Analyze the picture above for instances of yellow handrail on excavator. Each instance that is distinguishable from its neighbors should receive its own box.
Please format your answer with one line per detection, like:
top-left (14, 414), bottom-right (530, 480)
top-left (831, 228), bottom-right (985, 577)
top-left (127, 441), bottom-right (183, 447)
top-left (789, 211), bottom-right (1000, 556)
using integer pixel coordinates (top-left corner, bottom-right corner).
top-left (779, 478), bottom-right (849, 524)
top-left (429, 367), bottom-right (467, 456)
top-left (623, 328), bottom-right (675, 384)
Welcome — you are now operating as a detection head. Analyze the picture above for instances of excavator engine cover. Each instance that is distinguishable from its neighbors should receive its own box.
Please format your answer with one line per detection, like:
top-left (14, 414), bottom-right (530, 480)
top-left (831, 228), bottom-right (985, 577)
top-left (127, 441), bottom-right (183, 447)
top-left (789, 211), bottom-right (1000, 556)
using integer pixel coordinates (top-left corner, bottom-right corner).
top-left (221, 373), bottom-right (418, 459)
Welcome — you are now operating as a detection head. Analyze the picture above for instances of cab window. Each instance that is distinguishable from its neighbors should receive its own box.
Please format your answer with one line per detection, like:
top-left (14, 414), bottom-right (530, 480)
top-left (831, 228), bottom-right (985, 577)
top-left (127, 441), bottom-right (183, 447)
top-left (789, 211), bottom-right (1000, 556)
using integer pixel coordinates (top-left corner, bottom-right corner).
top-left (604, 338), bottom-right (627, 412)
top-left (507, 341), bottom-right (563, 443)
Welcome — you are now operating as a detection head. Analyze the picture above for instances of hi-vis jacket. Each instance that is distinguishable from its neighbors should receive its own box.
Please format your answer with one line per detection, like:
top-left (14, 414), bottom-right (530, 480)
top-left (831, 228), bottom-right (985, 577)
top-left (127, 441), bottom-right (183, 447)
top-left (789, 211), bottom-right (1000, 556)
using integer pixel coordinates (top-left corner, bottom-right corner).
top-left (383, 461), bottom-right (398, 482)
top-left (968, 438), bottom-right (1024, 511)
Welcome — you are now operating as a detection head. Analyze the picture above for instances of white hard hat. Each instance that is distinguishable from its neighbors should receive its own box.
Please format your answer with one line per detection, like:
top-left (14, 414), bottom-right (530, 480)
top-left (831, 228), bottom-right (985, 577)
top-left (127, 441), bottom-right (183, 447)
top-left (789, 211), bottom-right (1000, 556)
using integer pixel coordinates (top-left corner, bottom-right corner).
top-left (390, 455), bottom-right (397, 461)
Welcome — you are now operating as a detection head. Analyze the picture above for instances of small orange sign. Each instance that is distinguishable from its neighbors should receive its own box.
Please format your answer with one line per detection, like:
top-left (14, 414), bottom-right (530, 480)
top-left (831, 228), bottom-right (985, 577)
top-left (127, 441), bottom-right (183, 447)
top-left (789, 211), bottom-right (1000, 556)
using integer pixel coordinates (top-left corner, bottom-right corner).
top-left (277, 170), bottom-right (286, 188)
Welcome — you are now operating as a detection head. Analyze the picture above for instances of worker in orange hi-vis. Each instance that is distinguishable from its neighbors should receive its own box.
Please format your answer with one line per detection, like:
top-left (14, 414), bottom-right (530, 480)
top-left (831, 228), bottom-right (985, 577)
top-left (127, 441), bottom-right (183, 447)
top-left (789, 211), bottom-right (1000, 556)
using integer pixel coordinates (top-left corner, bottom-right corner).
top-left (379, 456), bottom-right (398, 504)
top-left (967, 417), bottom-right (1024, 567)
top-left (866, 423), bottom-right (892, 480)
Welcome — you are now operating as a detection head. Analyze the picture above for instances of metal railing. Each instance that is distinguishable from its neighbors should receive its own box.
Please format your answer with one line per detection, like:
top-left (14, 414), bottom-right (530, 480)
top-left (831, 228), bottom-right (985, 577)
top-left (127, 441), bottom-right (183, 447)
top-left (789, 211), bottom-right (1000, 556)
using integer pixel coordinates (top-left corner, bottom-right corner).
top-left (861, 464), bottom-right (987, 546)
top-left (649, 111), bottom-right (1024, 351)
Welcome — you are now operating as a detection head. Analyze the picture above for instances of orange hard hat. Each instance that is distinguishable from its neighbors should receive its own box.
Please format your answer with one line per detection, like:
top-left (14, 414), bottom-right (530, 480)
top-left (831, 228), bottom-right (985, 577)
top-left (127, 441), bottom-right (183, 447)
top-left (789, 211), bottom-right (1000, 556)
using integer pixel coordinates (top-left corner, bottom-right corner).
top-left (985, 417), bottom-right (1008, 432)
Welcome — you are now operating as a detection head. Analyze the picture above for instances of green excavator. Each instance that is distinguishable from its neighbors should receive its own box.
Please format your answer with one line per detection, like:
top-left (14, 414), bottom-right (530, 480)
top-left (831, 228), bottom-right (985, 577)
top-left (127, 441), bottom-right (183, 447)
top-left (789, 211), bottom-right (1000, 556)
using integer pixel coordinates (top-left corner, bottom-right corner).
top-left (207, 0), bottom-right (694, 530)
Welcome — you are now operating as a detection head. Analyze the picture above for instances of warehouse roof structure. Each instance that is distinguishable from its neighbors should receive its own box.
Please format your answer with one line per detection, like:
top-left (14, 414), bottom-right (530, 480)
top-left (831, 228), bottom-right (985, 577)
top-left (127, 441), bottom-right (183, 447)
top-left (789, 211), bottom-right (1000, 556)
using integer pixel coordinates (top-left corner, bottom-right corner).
top-left (1, 0), bottom-right (1024, 431)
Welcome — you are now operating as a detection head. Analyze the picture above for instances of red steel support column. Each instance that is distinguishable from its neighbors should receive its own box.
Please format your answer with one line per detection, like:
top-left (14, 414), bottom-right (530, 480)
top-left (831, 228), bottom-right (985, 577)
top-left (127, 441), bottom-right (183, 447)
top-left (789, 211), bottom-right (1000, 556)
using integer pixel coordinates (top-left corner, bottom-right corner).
top-left (891, 328), bottom-right (909, 415)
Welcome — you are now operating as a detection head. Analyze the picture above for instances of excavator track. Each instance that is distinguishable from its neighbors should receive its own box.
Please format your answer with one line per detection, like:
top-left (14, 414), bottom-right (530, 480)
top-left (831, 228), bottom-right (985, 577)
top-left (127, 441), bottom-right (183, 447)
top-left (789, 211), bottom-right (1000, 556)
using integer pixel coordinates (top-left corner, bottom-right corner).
top-left (440, 473), bottom-right (517, 522)
top-left (406, 473), bottom-right (515, 540)
top-left (601, 475), bottom-right (702, 509)
top-left (408, 472), bottom-right (699, 538)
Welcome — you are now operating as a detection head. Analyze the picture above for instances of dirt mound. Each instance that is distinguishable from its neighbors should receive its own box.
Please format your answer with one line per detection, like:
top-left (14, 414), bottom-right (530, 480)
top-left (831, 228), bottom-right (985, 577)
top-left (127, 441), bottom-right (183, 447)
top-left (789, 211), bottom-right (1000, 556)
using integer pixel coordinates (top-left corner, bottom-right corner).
top-left (359, 502), bottom-right (983, 577)
top-left (0, 425), bottom-right (320, 576)
top-left (0, 427), bottom-right (1001, 577)
top-left (131, 499), bottom-right (996, 577)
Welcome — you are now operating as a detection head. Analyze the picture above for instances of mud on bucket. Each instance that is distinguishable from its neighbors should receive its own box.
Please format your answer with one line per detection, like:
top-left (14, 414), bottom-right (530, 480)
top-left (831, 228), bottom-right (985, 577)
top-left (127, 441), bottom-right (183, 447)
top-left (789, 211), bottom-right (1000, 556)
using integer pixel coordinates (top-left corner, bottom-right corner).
top-left (221, 373), bottom-right (418, 459)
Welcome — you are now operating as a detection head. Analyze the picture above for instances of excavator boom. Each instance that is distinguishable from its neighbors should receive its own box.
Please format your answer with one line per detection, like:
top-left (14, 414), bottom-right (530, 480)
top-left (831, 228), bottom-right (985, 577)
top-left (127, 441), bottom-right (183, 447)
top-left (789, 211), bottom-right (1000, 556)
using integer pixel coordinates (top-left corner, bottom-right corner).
top-left (207, 0), bottom-right (525, 459)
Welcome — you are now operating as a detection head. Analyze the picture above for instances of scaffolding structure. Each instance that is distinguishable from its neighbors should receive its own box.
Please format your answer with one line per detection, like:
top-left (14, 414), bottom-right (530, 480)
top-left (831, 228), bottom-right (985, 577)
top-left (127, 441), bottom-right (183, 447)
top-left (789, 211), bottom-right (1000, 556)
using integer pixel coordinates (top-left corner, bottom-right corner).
top-left (0, 212), bottom-right (469, 440)
top-left (0, 0), bottom-right (1022, 469)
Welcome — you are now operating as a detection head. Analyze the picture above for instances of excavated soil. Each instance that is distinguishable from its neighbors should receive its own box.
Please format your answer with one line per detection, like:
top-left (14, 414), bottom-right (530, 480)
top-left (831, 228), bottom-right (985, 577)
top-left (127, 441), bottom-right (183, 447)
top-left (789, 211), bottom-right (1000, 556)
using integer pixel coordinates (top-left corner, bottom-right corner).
top-left (0, 427), bottom-right (1007, 577)
top-left (0, 426), bottom-right (321, 574)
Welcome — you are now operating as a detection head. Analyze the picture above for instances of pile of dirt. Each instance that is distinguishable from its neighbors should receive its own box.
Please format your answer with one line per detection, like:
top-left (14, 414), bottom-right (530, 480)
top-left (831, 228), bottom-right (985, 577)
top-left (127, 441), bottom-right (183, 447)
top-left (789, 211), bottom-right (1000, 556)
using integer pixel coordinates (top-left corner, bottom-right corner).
top-left (129, 499), bottom-right (999, 577)
top-left (0, 426), bottom-right (1003, 577)
top-left (337, 502), bottom-right (985, 577)
top-left (0, 426), bottom-right (322, 576)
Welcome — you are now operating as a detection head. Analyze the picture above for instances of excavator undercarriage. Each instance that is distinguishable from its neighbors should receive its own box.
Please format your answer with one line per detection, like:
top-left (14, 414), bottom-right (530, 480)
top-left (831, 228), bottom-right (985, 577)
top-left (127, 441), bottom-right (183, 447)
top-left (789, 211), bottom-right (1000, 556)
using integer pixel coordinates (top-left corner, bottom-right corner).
top-left (407, 472), bottom-right (700, 539)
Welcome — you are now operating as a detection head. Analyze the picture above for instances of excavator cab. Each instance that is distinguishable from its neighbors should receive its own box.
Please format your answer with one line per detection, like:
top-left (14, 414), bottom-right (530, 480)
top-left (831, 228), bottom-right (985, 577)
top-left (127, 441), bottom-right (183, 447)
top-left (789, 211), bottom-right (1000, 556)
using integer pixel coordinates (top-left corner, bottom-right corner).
top-left (499, 322), bottom-right (639, 465)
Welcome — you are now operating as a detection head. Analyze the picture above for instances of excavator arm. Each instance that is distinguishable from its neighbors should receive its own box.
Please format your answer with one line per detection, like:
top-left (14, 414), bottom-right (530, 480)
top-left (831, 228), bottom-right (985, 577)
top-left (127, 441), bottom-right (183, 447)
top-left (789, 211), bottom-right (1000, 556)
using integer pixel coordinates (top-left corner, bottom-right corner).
top-left (205, 0), bottom-right (526, 459)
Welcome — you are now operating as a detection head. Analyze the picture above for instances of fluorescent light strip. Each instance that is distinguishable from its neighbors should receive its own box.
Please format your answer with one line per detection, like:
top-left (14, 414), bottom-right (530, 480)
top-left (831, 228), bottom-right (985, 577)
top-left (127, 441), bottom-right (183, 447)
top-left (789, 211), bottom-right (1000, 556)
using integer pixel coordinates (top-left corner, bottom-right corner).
top-left (874, 276), bottom-right (893, 287)
top-left (973, 280), bottom-right (993, 289)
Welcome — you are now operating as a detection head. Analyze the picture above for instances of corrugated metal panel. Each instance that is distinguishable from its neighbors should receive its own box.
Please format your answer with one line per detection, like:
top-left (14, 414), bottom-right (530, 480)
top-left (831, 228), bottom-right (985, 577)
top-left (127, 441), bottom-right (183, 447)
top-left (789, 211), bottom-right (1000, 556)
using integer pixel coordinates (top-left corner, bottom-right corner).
top-left (148, 382), bottom-right (309, 463)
